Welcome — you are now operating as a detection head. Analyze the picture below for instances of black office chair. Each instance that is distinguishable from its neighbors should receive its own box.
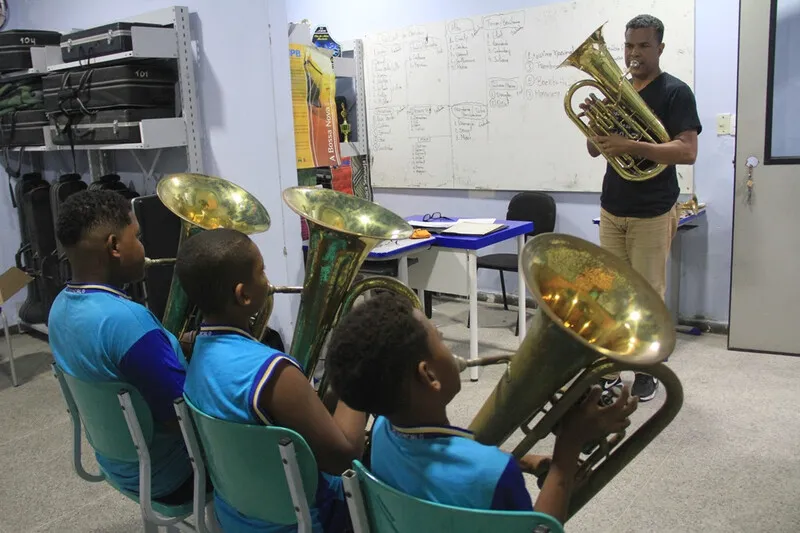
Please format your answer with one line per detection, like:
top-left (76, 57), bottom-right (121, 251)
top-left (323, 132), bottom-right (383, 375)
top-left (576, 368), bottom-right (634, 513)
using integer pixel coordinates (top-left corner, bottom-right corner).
top-left (473, 192), bottom-right (557, 335)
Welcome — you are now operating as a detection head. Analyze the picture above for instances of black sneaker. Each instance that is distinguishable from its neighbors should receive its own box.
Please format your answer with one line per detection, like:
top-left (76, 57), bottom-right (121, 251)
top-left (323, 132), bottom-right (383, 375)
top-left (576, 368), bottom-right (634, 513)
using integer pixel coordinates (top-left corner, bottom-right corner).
top-left (600, 376), bottom-right (622, 391)
top-left (632, 373), bottom-right (659, 402)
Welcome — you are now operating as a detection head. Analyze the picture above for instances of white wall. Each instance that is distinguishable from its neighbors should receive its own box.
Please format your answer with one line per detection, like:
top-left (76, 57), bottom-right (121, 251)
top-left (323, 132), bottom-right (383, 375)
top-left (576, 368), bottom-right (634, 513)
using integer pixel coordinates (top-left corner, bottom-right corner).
top-left (0, 1), bottom-right (303, 343)
top-left (288, 0), bottom-right (739, 325)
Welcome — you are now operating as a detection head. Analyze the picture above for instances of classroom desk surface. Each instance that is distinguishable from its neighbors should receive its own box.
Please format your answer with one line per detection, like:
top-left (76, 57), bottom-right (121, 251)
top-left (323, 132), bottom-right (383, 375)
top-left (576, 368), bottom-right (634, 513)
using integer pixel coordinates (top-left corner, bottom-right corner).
top-left (405, 216), bottom-right (534, 250)
top-left (302, 236), bottom-right (435, 259)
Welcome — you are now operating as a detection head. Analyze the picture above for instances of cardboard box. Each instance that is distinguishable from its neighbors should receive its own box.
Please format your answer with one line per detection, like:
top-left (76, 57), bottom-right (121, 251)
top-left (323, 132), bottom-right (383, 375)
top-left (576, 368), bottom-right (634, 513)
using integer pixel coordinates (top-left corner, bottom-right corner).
top-left (0, 267), bottom-right (33, 305)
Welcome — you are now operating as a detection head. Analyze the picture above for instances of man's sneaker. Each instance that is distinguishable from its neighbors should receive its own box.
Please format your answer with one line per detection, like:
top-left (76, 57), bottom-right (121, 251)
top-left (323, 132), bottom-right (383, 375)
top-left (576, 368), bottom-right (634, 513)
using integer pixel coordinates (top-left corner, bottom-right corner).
top-left (632, 373), bottom-right (659, 402)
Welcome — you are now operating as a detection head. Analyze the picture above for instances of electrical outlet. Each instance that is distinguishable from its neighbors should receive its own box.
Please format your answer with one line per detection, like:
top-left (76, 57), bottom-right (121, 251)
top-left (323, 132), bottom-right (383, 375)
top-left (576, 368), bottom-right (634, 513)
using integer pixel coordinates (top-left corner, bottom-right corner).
top-left (716, 113), bottom-right (732, 135)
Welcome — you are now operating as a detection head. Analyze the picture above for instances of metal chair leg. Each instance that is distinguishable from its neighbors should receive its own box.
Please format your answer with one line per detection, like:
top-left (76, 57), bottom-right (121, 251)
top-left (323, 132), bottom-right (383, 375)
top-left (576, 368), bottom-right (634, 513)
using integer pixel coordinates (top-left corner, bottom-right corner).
top-left (500, 271), bottom-right (508, 310)
top-left (1, 309), bottom-right (18, 387)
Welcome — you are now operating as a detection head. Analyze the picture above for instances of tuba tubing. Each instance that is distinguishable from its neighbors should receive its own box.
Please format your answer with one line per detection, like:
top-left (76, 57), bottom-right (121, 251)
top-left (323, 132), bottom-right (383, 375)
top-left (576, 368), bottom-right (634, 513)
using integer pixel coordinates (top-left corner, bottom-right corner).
top-left (467, 233), bottom-right (682, 522)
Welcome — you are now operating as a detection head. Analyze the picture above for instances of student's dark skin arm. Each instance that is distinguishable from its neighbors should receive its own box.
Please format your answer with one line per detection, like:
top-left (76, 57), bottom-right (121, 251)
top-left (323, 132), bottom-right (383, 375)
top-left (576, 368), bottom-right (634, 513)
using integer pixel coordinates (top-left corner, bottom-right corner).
top-left (533, 386), bottom-right (638, 523)
top-left (592, 129), bottom-right (698, 165)
top-left (258, 362), bottom-right (366, 475)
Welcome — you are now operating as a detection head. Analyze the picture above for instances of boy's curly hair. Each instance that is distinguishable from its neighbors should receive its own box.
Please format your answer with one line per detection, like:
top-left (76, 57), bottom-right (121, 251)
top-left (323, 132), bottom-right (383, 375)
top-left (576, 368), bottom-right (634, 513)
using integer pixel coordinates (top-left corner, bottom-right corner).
top-left (325, 292), bottom-right (431, 416)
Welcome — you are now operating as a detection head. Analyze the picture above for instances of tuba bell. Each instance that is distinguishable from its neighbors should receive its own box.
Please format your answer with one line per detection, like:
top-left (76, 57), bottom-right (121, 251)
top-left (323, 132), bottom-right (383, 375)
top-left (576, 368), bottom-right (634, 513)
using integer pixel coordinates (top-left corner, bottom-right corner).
top-left (462, 233), bottom-right (683, 520)
top-left (560, 24), bottom-right (671, 181)
top-left (280, 186), bottom-right (422, 388)
top-left (150, 173), bottom-right (301, 342)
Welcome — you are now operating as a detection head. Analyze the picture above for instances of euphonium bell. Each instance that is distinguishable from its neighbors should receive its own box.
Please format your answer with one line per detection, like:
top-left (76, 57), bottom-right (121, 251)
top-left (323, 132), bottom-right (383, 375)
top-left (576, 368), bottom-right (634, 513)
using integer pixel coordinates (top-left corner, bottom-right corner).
top-left (560, 24), bottom-right (671, 181)
top-left (466, 233), bottom-right (683, 520)
top-left (281, 186), bottom-right (421, 381)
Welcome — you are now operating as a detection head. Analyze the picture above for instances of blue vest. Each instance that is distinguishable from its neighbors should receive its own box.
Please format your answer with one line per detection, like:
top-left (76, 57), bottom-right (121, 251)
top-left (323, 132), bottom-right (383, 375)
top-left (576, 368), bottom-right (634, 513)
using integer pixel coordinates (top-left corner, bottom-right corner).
top-left (48, 283), bottom-right (192, 498)
top-left (184, 326), bottom-right (347, 533)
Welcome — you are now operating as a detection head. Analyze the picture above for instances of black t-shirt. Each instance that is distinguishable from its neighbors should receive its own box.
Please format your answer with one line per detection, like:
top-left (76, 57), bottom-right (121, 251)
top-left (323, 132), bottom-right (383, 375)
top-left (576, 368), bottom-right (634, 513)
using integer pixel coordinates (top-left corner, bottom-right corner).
top-left (600, 72), bottom-right (703, 218)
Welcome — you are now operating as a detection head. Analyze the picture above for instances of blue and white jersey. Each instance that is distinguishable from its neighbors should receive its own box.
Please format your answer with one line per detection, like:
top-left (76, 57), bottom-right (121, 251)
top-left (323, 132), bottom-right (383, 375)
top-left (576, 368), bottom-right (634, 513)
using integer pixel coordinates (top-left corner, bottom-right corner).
top-left (184, 325), bottom-right (349, 533)
top-left (48, 283), bottom-right (192, 498)
top-left (369, 416), bottom-right (533, 511)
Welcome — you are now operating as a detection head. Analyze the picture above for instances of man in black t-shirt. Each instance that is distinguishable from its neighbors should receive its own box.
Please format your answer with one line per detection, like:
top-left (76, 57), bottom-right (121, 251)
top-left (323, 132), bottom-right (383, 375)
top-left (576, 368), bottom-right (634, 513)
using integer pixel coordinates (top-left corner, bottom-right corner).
top-left (583, 15), bottom-right (702, 401)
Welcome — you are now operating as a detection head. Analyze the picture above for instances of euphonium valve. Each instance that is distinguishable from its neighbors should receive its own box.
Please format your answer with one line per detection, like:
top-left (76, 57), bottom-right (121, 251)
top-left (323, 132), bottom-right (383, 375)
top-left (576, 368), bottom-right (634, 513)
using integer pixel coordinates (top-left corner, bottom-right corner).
top-left (468, 233), bottom-right (683, 520)
top-left (560, 24), bottom-right (671, 181)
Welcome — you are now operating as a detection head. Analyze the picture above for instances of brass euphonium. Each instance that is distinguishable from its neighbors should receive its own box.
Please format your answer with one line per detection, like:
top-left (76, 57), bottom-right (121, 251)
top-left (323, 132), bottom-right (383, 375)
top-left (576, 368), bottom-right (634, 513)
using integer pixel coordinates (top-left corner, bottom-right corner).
top-left (560, 24), bottom-right (671, 181)
top-left (149, 173), bottom-right (301, 341)
top-left (461, 233), bottom-right (683, 520)
top-left (281, 186), bottom-right (422, 385)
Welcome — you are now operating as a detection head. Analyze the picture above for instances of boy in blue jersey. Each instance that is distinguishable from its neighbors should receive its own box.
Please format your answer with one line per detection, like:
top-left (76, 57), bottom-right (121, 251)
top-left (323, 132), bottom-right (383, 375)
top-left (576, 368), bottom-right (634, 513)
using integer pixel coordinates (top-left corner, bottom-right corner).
top-left (48, 190), bottom-right (196, 503)
top-left (176, 228), bottom-right (365, 533)
top-left (325, 292), bottom-right (639, 524)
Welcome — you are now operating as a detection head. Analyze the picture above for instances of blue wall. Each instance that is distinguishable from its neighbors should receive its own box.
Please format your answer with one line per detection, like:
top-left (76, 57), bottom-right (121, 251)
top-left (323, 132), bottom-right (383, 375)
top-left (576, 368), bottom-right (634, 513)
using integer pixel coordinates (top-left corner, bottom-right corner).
top-left (0, 1), bottom-right (304, 343)
top-left (288, 0), bottom-right (739, 325)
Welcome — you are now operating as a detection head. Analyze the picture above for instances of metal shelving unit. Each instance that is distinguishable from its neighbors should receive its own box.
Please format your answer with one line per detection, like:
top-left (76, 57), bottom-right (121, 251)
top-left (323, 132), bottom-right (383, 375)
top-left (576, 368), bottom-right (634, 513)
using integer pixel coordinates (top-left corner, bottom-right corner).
top-left (13, 6), bottom-right (203, 336)
top-left (336, 40), bottom-right (368, 160)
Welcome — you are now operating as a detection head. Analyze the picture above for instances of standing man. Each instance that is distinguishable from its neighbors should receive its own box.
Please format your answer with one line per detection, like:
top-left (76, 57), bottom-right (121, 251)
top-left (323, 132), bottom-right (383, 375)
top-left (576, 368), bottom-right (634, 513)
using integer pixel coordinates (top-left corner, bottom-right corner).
top-left (584, 14), bottom-right (702, 401)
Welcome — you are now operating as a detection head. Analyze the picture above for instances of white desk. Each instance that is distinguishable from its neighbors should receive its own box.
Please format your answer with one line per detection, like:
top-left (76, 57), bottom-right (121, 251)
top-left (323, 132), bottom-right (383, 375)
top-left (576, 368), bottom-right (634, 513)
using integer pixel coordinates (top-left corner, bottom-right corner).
top-left (405, 217), bottom-right (534, 381)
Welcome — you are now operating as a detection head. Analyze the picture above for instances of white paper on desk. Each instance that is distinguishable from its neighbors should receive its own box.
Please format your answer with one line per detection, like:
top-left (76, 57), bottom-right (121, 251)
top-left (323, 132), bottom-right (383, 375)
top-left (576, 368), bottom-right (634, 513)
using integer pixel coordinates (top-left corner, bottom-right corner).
top-left (457, 218), bottom-right (496, 224)
top-left (442, 221), bottom-right (505, 236)
top-left (372, 237), bottom-right (435, 253)
top-left (409, 220), bottom-right (455, 229)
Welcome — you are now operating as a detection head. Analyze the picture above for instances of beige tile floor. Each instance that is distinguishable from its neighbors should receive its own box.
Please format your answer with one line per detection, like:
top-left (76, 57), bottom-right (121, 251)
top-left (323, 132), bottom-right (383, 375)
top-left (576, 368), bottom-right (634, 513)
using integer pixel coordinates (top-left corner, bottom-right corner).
top-left (1, 297), bottom-right (798, 532)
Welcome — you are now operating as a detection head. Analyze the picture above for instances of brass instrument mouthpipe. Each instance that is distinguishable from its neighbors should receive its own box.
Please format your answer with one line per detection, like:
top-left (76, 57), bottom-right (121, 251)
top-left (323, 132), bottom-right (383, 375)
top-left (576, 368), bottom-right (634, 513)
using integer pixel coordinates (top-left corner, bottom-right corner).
top-left (454, 354), bottom-right (513, 372)
top-left (145, 257), bottom-right (176, 267)
top-left (270, 285), bottom-right (304, 294)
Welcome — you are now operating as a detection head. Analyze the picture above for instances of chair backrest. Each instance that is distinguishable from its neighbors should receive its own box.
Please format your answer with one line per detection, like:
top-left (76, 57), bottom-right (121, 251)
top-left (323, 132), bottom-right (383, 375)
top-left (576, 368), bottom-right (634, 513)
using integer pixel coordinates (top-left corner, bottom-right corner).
top-left (506, 192), bottom-right (557, 237)
top-left (350, 461), bottom-right (564, 533)
top-left (183, 395), bottom-right (319, 525)
top-left (53, 363), bottom-right (154, 462)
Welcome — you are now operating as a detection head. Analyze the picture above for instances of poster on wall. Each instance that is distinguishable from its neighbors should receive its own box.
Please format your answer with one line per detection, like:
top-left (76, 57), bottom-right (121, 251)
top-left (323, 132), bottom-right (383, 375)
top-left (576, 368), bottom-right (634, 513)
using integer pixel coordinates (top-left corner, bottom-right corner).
top-left (289, 43), bottom-right (341, 169)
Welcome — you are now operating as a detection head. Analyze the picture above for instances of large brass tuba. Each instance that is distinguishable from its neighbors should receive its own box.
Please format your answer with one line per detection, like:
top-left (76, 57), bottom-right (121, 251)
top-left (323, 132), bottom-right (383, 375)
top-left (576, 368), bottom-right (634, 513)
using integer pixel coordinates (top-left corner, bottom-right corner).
top-left (280, 186), bottom-right (422, 383)
top-left (461, 233), bottom-right (683, 520)
top-left (560, 24), bottom-right (671, 181)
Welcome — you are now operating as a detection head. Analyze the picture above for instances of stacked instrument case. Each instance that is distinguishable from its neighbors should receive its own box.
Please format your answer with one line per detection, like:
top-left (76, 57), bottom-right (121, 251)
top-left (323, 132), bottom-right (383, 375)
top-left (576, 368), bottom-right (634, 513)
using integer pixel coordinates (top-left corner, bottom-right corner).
top-left (59, 23), bottom-right (164, 63)
top-left (0, 30), bottom-right (60, 72)
top-left (44, 61), bottom-right (179, 147)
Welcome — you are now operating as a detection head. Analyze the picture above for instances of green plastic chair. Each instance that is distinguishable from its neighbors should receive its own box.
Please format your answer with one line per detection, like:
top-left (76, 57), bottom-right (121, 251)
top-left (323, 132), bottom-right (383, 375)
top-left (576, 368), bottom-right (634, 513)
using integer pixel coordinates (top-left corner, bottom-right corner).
top-left (342, 460), bottom-right (565, 533)
top-left (175, 395), bottom-right (320, 533)
top-left (52, 363), bottom-right (208, 533)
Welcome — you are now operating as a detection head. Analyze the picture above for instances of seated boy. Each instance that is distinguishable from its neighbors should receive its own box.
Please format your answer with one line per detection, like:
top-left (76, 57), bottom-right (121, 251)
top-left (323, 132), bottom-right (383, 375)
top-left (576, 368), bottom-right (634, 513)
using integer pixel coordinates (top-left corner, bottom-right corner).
top-left (49, 190), bottom-right (194, 502)
top-left (324, 292), bottom-right (638, 524)
top-left (176, 228), bottom-right (366, 533)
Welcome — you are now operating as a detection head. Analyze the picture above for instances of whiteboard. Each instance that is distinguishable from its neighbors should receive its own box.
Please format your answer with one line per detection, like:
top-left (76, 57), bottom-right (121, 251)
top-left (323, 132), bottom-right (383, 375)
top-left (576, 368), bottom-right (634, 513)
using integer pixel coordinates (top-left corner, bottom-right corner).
top-left (363, 0), bottom-right (695, 192)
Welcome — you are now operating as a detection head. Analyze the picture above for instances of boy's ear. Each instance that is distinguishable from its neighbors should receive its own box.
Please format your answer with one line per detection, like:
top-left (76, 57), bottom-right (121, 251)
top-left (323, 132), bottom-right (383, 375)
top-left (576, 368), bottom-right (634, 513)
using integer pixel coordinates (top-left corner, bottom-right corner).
top-left (234, 282), bottom-right (251, 306)
top-left (416, 360), bottom-right (442, 392)
top-left (106, 233), bottom-right (121, 258)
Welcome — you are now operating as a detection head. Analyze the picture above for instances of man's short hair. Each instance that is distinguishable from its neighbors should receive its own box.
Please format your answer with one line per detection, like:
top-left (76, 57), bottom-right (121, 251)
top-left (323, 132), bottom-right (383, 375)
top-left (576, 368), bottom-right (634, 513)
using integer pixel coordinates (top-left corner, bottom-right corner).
top-left (325, 292), bottom-right (432, 416)
top-left (56, 189), bottom-right (132, 248)
top-left (175, 228), bottom-right (258, 316)
top-left (626, 14), bottom-right (665, 44)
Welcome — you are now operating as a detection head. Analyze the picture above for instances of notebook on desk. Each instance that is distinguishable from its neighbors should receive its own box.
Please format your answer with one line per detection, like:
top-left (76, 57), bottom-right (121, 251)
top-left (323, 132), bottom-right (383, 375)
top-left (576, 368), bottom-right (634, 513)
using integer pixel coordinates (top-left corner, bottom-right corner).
top-left (441, 220), bottom-right (507, 236)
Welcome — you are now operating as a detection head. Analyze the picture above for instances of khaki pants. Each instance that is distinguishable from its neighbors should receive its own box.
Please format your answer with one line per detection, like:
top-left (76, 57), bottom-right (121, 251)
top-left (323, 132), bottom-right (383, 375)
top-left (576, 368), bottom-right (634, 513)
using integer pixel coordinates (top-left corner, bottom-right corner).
top-left (600, 204), bottom-right (678, 380)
